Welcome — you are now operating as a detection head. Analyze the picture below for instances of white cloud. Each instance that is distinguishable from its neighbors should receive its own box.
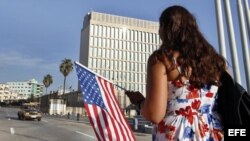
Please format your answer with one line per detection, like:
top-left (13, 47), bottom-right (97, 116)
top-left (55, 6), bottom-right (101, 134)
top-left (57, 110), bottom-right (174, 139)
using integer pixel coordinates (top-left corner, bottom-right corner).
top-left (0, 51), bottom-right (58, 70)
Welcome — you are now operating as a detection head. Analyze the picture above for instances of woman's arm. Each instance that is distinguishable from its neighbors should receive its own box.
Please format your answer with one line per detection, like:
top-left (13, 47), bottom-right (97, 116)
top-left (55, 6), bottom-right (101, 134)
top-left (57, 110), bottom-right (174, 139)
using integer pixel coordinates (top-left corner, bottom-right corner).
top-left (140, 58), bottom-right (168, 124)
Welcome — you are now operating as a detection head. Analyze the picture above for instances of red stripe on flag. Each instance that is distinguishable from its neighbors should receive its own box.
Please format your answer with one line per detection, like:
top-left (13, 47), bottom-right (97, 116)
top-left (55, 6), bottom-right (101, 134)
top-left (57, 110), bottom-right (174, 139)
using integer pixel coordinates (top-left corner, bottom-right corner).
top-left (102, 79), bottom-right (134, 141)
top-left (98, 77), bottom-right (125, 140)
top-left (107, 82), bottom-right (136, 140)
top-left (93, 105), bottom-right (105, 140)
top-left (103, 81), bottom-right (131, 140)
top-left (101, 108), bottom-right (113, 141)
top-left (84, 104), bottom-right (101, 141)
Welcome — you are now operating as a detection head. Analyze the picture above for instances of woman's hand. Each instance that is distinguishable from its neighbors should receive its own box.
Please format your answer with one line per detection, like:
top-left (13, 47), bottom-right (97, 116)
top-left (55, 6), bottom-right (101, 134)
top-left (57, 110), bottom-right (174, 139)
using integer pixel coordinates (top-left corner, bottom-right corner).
top-left (125, 91), bottom-right (145, 105)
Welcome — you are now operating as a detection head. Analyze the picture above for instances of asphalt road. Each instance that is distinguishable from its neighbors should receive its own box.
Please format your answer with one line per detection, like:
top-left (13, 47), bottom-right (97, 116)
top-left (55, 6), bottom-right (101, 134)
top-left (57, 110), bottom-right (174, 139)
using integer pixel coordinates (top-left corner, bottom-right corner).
top-left (0, 107), bottom-right (152, 141)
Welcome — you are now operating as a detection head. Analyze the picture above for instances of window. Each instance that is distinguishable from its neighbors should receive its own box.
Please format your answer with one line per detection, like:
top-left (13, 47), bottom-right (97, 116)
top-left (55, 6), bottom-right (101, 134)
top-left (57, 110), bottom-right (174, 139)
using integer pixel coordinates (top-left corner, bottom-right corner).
top-left (110, 60), bottom-right (114, 69)
top-left (138, 31), bottom-right (142, 42)
top-left (146, 32), bottom-right (148, 43)
top-left (90, 37), bottom-right (93, 46)
top-left (102, 48), bottom-right (106, 58)
top-left (123, 62), bottom-right (126, 71)
top-left (138, 43), bottom-right (141, 52)
top-left (114, 71), bottom-right (117, 80)
top-left (135, 31), bottom-right (138, 41)
top-left (126, 51), bottom-right (129, 61)
top-left (111, 27), bottom-right (115, 38)
top-left (89, 47), bottom-right (93, 57)
top-left (98, 38), bottom-right (102, 47)
top-left (93, 48), bottom-right (97, 57)
top-left (149, 33), bottom-right (152, 44)
top-left (131, 30), bottom-right (134, 41)
top-left (142, 44), bottom-right (145, 53)
top-left (90, 25), bottom-right (94, 35)
top-left (143, 64), bottom-right (146, 73)
top-left (115, 40), bottom-right (118, 49)
top-left (119, 41), bottom-right (122, 50)
top-left (98, 59), bottom-right (102, 68)
top-left (111, 40), bottom-right (114, 48)
top-left (107, 27), bottom-right (110, 37)
top-left (135, 63), bottom-right (139, 71)
top-left (123, 51), bottom-right (126, 60)
top-left (103, 26), bottom-right (106, 37)
top-left (107, 39), bottom-right (110, 48)
top-left (127, 42), bottom-right (130, 51)
top-left (119, 51), bottom-right (122, 60)
top-left (142, 32), bottom-right (145, 42)
top-left (134, 43), bottom-right (138, 52)
top-left (99, 26), bottom-right (102, 36)
top-left (98, 48), bottom-right (101, 57)
top-left (119, 28), bottom-right (122, 39)
top-left (94, 38), bottom-right (97, 47)
top-left (129, 42), bottom-right (133, 51)
top-left (111, 50), bottom-right (114, 59)
top-left (127, 72), bottom-right (130, 81)
top-left (115, 28), bottom-right (118, 39)
top-left (138, 53), bottom-right (141, 62)
top-left (102, 59), bottom-right (105, 69)
top-left (115, 50), bottom-right (118, 59)
top-left (103, 39), bottom-right (106, 47)
top-left (122, 41), bottom-right (126, 50)
top-left (106, 49), bottom-right (110, 58)
top-left (93, 59), bottom-right (97, 68)
top-left (127, 30), bottom-right (130, 40)
top-left (94, 25), bottom-right (98, 36)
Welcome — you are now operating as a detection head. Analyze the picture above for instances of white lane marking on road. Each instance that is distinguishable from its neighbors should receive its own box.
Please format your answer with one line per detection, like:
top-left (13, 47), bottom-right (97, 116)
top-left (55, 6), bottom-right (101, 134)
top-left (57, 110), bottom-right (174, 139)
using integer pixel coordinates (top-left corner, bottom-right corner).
top-left (42, 119), bottom-right (48, 123)
top-left (10, 127), bottom-right (15, 135)
top-left (8, 118), bottom-right (11, 120)
top-left (75, 131), bottom-right (96, 140)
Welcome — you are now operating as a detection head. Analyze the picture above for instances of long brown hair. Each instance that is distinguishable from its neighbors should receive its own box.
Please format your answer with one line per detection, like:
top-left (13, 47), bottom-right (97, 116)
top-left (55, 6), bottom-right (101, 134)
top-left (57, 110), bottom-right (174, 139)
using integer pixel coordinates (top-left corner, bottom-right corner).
top-left (156, 5), bottom-right (226, 88)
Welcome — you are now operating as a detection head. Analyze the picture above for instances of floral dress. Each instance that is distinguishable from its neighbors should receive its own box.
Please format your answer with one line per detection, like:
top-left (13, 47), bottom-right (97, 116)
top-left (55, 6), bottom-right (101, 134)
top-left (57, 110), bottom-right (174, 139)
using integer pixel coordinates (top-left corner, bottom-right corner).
top-left (152, 80), bottom-right (224, 141)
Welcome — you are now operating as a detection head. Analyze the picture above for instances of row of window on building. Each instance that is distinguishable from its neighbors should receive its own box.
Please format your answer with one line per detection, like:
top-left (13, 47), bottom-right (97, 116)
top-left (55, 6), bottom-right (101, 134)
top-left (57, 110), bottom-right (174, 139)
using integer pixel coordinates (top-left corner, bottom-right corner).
top-left (89, 48), bottom-right (151, 63)
top-left (91, 12), bottom-right (158, 30)
top-left (90, 25), bottom-right (160, 44)
top-left (90, 37), bottom-right (159, 53)
top-left (92, 68), bottom-right (146, 83)
top-left (89, 59), bottom-right (147, 72)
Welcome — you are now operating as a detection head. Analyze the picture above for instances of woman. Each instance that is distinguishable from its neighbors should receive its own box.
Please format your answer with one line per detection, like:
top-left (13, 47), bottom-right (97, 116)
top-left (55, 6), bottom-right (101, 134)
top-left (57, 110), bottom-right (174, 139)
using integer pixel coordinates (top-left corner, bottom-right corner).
top-left (126, 5), bottom-right (226, 141)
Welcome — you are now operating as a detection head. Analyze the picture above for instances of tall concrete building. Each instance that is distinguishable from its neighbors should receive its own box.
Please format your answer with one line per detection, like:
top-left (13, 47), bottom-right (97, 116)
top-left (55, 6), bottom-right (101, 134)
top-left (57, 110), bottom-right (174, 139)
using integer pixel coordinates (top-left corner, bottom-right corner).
top-left (79, 11), bottom-right (160, 108)
top-left (0, 84), bottom-right (18, 103)
top-left (7, 79), bottom-right (43, 100)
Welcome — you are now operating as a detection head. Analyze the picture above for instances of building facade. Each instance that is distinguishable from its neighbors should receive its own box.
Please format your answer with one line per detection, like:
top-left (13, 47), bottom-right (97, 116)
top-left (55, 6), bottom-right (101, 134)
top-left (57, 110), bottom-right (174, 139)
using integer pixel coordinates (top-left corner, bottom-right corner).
top-left (79, 11), bottom-right (161, 108)
top-left (7, 79), bottom-right (43, 100)
top-left (0, 84), bottom-right (18, 103)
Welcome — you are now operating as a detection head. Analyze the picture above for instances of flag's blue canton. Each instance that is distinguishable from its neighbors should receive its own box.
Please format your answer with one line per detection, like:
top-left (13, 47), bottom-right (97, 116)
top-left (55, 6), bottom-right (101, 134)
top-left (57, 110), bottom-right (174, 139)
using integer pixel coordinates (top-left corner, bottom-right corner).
top-left (75, 64), bottom-right (106, 110)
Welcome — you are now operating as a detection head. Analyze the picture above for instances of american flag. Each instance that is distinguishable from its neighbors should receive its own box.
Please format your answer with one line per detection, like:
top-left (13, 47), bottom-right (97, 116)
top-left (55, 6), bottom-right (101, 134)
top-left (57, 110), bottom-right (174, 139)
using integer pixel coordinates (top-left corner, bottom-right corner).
top-left (75, 62), bottom-right (135, 141)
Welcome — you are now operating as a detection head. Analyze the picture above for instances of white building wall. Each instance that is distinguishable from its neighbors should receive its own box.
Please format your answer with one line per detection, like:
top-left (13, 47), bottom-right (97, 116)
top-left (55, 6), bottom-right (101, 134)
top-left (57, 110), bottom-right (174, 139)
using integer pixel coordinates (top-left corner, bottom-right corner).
top-left (0, 84), bottom-right (18, 102)
top-left (7, 79), bottom-right (43, 100)
top-left (79, 11), bottom-right (161, 109)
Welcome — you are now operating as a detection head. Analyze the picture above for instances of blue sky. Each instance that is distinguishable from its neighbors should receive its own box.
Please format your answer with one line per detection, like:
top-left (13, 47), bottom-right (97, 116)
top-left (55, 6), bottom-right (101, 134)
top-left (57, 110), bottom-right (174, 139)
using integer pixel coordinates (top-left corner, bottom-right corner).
top-left (0, 0), bottom-right (248, 93)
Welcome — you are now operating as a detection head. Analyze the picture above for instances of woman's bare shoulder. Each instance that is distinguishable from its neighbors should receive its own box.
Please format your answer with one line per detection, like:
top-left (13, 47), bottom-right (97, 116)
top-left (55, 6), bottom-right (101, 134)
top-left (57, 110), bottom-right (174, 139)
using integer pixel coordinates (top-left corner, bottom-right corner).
top-left (147, 49), bottom-right (170, 68)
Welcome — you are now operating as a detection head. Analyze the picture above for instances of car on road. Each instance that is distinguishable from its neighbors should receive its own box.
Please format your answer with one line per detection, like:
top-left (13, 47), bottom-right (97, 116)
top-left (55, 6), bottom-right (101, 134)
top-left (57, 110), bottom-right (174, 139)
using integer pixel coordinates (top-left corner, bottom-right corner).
top-left (18, 102), bottom-right (42, 121)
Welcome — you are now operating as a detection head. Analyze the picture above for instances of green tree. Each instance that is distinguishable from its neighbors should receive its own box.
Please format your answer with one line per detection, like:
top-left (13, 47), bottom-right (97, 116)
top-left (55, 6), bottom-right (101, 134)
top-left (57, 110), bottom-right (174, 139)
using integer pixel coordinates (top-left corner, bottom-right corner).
top-left (43, 74), bottom-right (53, 94)
top-left (59, 58), bottom-right (74, 95)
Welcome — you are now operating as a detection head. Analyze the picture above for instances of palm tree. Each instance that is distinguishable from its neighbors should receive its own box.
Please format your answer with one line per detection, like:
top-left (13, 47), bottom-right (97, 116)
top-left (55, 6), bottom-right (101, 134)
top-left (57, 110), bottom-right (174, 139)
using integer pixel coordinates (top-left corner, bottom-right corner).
top-left (59, 58), bottom-right (74, 95)
top-left (43, 74), bottom-right (53, 94)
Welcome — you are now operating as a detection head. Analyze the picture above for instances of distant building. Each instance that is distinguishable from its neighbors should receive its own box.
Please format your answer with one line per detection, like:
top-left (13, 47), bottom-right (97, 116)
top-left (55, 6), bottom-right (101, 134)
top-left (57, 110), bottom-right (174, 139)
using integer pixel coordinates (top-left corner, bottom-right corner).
top-left (0, 84), bottom-right (18, 102)
top-left (7, 79), bottom-right (43, 100)
top-left (79, 11), bottom-right (161, 108)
